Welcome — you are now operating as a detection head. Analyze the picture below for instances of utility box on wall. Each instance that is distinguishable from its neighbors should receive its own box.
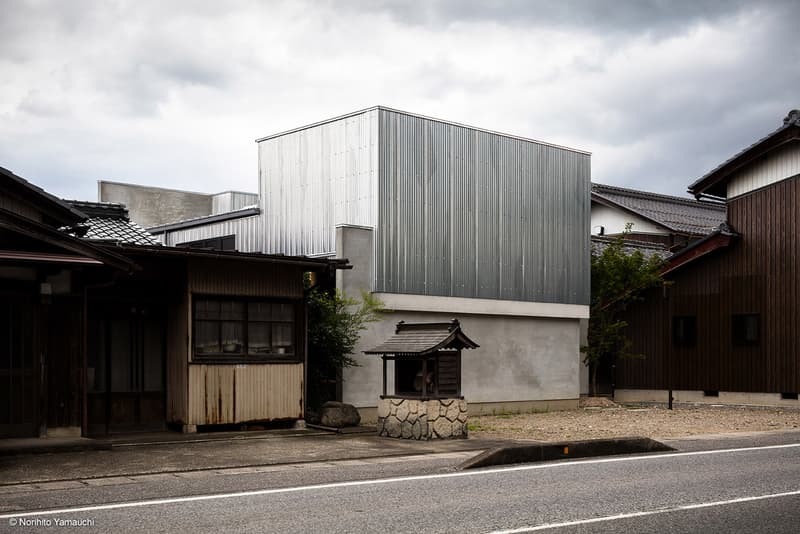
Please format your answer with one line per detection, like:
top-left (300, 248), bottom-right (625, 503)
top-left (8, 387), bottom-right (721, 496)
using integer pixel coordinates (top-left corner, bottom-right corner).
top-left (365, 320), bottom-right (478, 440)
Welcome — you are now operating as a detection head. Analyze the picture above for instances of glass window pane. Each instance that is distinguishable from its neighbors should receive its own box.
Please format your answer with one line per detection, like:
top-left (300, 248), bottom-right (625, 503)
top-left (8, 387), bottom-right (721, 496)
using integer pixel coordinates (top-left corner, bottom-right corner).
top-left (248, 322), bottom-right (271, 354)
top-left (248, 302), bottom-right (271, 321)
top-left (196, 300), bottom-right (220, 320)
top-left (195, 320), bottom-right (220, 353)
top-left (221, 321), bottom-right (244, 353)
top-left (272, 324), bottom-right (293, 354)
top-left (272, 303), bottom-right (294, 321)
top-left (220, 301), bottom-right (245, 320)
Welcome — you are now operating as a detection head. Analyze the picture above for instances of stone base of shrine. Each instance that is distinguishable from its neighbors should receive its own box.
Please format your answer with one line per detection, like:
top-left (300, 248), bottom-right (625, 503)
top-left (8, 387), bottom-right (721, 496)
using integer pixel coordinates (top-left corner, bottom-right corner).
top-left (376, 397), bottom-right (468, 440)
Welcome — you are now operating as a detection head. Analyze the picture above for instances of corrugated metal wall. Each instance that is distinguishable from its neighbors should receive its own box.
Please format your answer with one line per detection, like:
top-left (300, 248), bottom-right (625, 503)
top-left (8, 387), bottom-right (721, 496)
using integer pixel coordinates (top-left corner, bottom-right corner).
top-left (258, 109), bottom-right (379, 256)
top-left (375, 109), bottom-right (591, 305)
top-left (187, 258), bottom-right (304, 298)
top-left (211, 192), bottom-right (259, 215)
top-left (163, 215), bottom-right (263, 252)
top-left (187, 364), bottom-right (304, 424)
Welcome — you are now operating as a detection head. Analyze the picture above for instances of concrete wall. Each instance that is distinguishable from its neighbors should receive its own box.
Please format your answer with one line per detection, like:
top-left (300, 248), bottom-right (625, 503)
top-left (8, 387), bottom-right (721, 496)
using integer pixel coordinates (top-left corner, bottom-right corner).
top-left (336, 225), bottom-right (584, 411)
top-left (344, 308), bottom-right (582, 408)
top-left (99, 181), bottom-right (213, 228)
top-left (590, 203), bottom-right (665, 236)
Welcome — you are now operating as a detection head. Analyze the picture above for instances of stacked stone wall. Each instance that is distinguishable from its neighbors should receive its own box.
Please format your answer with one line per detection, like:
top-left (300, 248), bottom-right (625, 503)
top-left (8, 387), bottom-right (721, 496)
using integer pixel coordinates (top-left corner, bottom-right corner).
top-left (377, 398), bottom-right (468, 440)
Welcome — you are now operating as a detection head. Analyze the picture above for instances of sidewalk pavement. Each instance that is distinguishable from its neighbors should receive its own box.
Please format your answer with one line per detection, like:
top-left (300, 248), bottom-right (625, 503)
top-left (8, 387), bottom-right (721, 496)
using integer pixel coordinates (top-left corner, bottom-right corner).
top-left (0, 428), bottom-right (511, 486)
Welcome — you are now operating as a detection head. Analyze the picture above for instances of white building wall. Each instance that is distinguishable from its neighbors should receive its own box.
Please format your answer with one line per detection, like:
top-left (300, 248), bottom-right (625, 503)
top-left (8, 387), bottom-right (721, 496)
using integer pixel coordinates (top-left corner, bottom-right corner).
top-left (344, 309), bottom-right (582, 409)
top-left (590, 203), bottom-right (665, 235)
top-left (257, 109), bottom-right (380, 256)
top-left (726, 143), bottom-right (800, 198)
top-left (336, 225), bottom-right (586, 412)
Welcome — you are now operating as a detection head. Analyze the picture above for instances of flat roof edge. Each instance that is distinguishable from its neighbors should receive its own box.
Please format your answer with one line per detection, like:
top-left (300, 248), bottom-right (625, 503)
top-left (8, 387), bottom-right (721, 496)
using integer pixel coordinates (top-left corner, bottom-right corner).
top-left (147, 207), bottom-right (260, 234)
top-left (255, 106), bottom-right (592, 155)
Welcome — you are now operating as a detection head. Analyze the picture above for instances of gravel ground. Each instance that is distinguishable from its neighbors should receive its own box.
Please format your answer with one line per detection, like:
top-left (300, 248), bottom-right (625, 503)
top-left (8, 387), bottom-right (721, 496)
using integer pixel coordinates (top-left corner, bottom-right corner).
top-left (467, 399), bottom-right (800, 441)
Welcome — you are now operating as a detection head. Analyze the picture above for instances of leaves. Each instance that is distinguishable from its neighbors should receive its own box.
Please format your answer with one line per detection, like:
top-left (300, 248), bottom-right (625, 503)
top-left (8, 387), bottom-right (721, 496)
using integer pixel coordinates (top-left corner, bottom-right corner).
top-left (582, 229), bottom-right (666, 393)
top-left (306, 288), bottom-right (385, 381)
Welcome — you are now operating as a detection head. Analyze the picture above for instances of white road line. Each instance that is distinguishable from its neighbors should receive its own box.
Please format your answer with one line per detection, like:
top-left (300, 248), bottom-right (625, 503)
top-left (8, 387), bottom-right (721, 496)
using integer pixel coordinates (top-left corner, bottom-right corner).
top-left (487, 489), bottom-right (800, 533)
top-left (1, 442), bottom-right (798, 519)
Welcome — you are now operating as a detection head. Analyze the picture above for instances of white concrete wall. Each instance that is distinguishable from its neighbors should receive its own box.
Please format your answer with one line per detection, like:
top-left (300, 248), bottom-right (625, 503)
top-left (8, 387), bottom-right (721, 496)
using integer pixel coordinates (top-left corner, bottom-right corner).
top-left (590, 203), bottom-right (665, 236)
top-left (336, 225), bottom-right (584, 409)
top-left (343, 309), bottom-right (582, 408)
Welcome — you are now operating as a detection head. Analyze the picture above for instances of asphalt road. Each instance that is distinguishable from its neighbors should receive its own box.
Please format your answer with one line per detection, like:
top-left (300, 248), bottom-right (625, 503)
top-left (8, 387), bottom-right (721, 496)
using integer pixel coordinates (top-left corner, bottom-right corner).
top-left (2, 440), bottom-right (800, 533)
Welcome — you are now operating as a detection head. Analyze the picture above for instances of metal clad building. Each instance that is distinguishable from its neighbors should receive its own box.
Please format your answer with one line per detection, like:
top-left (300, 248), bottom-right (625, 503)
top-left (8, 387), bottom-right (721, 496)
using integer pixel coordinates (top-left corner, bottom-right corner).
top-left (257, 106), bottom-right (590, 305)
top-left (257, 109), bottom-right (380, 256)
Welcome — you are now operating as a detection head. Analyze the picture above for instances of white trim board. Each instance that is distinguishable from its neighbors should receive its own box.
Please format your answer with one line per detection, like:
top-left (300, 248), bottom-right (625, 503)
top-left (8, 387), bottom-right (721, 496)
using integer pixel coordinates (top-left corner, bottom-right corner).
top-left (372, 293), bottom-right (589, 319)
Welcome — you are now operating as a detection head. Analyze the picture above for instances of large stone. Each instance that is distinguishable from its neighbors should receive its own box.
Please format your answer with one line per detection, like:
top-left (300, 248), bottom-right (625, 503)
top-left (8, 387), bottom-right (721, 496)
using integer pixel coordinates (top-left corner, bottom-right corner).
top-left (411, 419), bottom-right (422, 440)
top-left (445, 403), bottom-right (461, 422)
top-left (401, 421), bottom-right (413, 438)
top-left (319, 401), bottom-right (361, 428)
top-left (376, 400), bottom-right (391, 419)
top-left (384, 417), bottom-right (402, 438)
top-left (432, 417), bottom-right (452, 438)
top-left (395, 401), bottom-right (410, 422)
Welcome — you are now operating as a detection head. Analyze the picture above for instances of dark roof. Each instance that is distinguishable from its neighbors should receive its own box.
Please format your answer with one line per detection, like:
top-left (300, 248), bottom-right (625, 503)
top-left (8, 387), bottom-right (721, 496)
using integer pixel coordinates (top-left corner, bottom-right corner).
top-left (592, 183), bottom-right (726, 236)
top-left (662, 223), bottom-right (738, 275)
top-left (103, 243), bottom-right (351, 271)
top-left (66, 200), bottom-right (129, 219)
top-left (689, 110), bottom-right (800, 198)
top-left (65, 201), bottom-right (161, 246)
top-left (1, 166), bottom-right (87, 225)
top-left (364, 320), bottom-right (479, 356)
top-left (147, 206), bottom-right (260, 234)
top-left (0, 205), bottom-right (135, 272)
top-left (591, 235), bottom-right (670, 260)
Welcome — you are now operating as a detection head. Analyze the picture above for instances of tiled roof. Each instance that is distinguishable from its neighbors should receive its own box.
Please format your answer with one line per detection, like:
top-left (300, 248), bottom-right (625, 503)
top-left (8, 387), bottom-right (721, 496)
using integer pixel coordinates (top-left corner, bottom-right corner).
top-left (65, 201), bottom-right (161, 246)
top-left (592, 183), bottom-right (726, 236)
top-left (688, 110), bottom-right (800, 197)
top-left (364, 320), bottom-right (479, 356)
top-left (81, 217), bottom-right (162, 246)
top-left (591, 235), bottom-right (671, 260)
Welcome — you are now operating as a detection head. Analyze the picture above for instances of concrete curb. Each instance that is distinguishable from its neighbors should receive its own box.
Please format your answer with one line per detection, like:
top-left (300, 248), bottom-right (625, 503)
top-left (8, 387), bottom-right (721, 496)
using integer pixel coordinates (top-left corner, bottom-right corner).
top-left (459, 436), bottom-right (674, 469)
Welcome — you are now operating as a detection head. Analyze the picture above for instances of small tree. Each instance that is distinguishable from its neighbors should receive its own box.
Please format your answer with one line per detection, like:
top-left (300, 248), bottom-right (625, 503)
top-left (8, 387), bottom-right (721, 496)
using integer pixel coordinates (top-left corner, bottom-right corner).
top-left (582, 229), bottom-right (666, 395)
top-left (306, 288), bottom-right (385, 410)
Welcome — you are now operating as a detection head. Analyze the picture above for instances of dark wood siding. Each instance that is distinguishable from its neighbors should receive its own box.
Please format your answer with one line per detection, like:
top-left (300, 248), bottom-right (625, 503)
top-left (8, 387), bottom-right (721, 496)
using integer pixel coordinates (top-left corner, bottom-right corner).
top-left (617, 174), bottom-right (800, 394)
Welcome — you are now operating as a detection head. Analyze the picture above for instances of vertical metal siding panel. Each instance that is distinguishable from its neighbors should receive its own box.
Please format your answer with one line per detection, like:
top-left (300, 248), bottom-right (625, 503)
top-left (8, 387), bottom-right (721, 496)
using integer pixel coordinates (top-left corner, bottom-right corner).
top-left (188, 260), bottom-right (304, 298)
top-left (258, 109), bottom-right (379, 256)
top-left (163, 215), bottom-right (263, 252)
top-left (373, 109), bottom-right (589, 304)
top-left (234, 364), bottom-right (303, 422)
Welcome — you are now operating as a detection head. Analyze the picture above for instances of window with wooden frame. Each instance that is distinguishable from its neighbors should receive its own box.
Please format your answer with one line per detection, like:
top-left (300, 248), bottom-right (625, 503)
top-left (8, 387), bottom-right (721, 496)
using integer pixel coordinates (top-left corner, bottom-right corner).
top-left (732, 313), bottom-right (760, 347)
top-left (672, 316), bottom-right (697, 348)
top-left (193, 297), bottom-right (299, 362)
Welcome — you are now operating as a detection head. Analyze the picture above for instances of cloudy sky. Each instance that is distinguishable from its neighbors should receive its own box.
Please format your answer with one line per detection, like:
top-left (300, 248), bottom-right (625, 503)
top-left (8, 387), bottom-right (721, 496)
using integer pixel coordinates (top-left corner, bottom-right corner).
top-left (1, 0), bottom-right (798, 202)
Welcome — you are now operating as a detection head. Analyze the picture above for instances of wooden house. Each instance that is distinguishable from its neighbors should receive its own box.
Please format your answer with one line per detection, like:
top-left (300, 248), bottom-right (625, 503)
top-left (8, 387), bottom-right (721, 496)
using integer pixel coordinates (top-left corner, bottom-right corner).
top-left (591, 183), bottom-right (726, 250)
top-left (1, 166), bottom-right (346, 438)
top-left (615, 110), bottom-right (800, 406)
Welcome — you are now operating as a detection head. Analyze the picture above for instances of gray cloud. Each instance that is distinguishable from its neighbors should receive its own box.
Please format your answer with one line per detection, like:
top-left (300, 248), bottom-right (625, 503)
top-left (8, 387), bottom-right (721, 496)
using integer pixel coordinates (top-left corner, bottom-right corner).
top-left (0, 0), bottom-right (797, 202)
